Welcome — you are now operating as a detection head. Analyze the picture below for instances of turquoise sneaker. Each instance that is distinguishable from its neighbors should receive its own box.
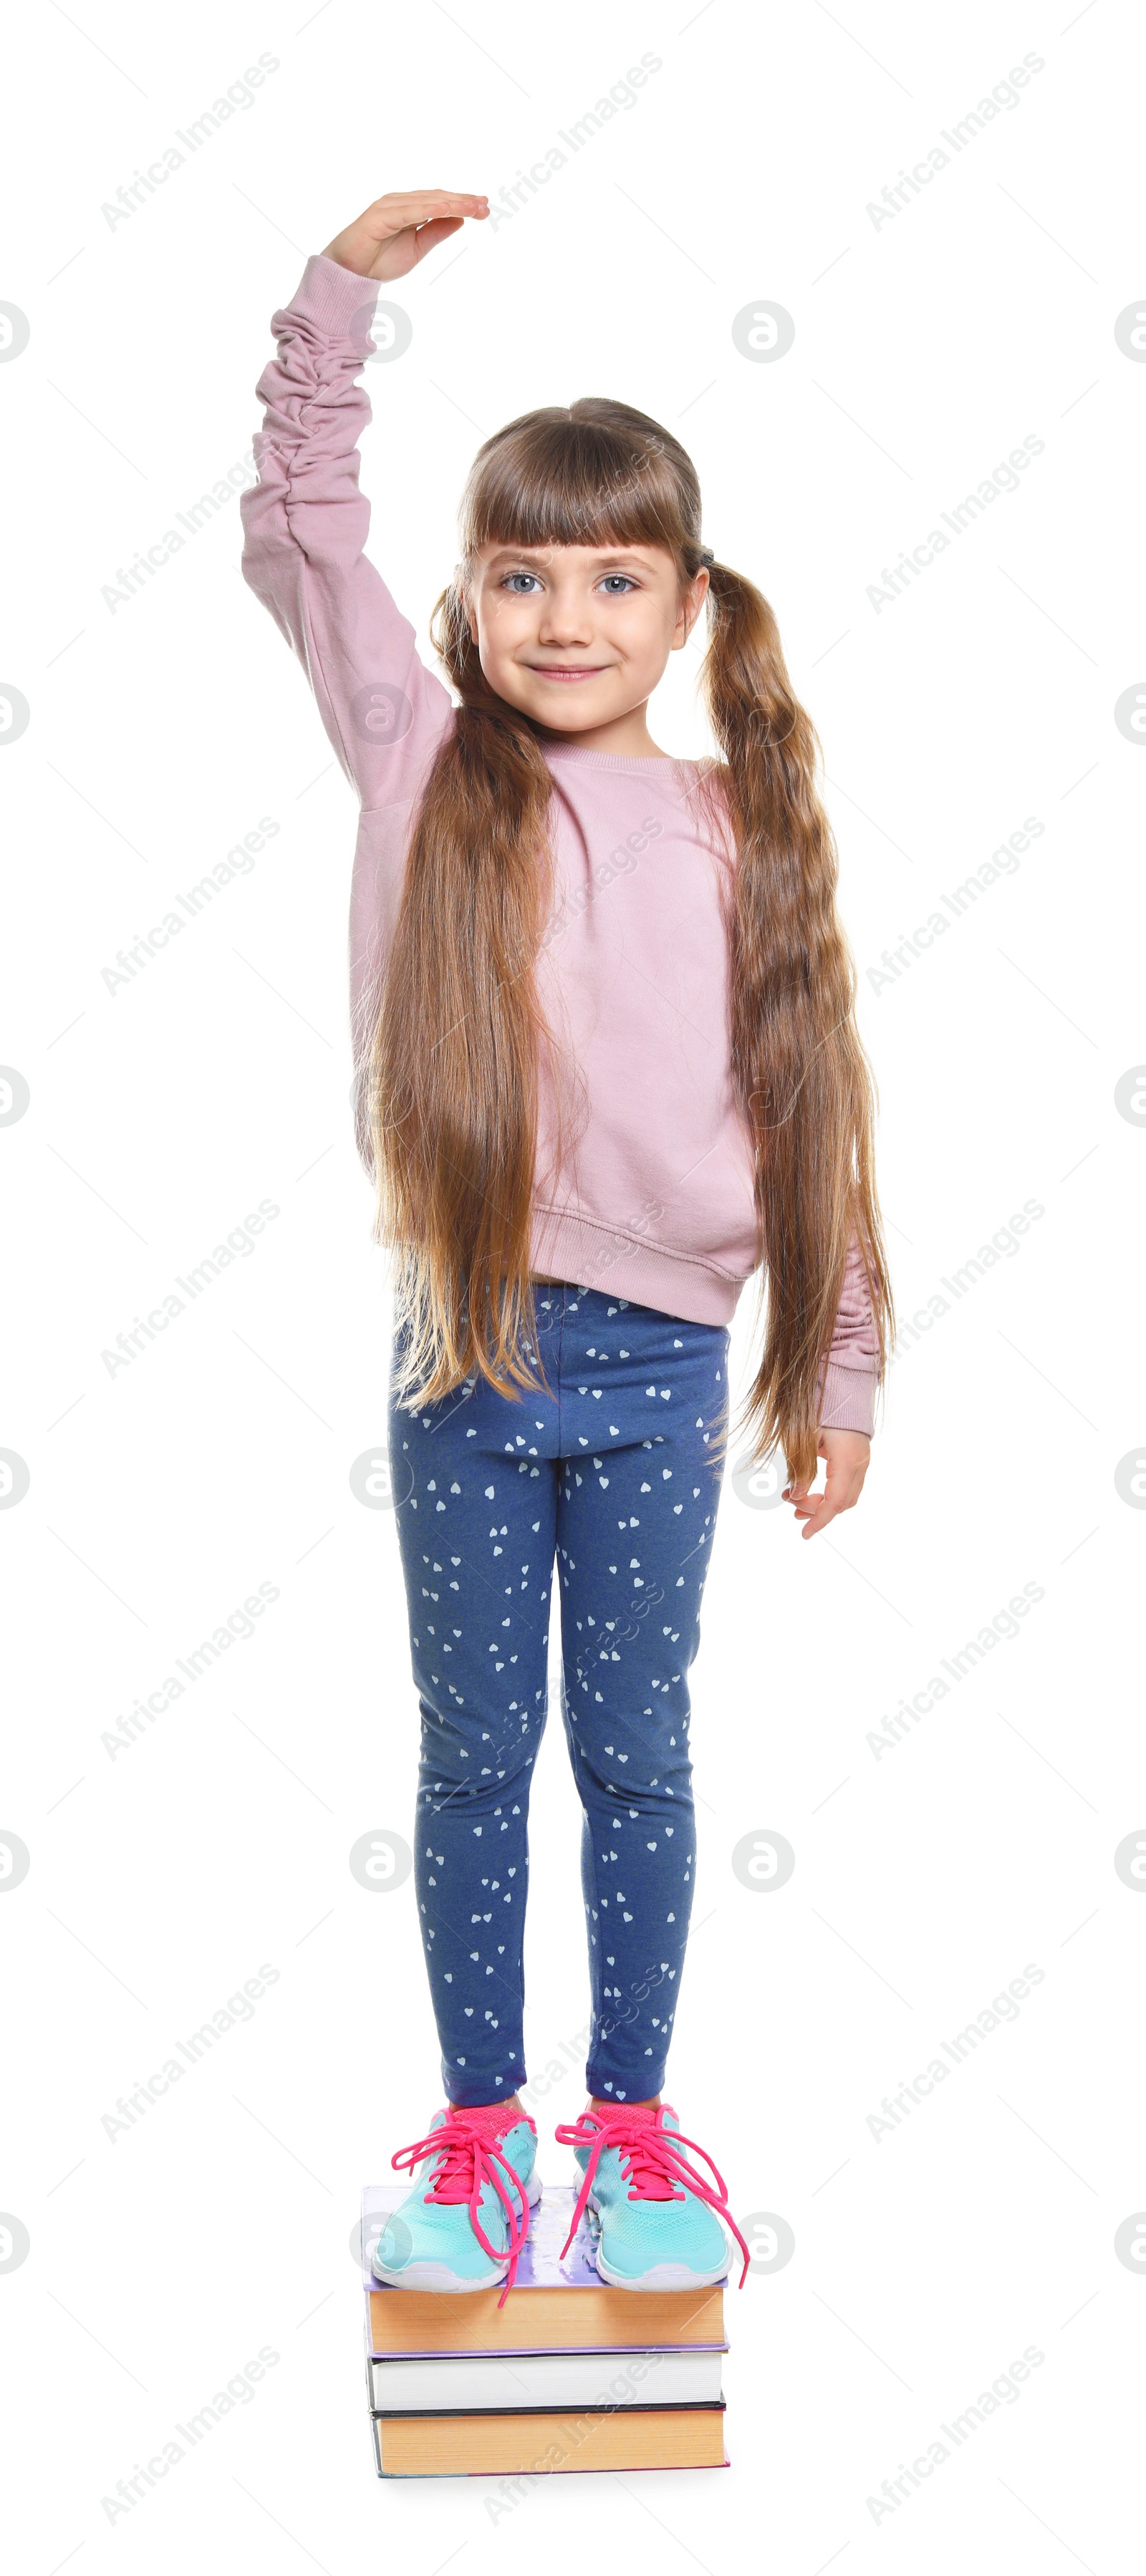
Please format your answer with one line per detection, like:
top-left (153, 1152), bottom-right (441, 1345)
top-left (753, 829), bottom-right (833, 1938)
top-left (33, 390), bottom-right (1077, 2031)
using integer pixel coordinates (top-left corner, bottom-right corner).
top-left (555, 2103), bottom-right (749, 2290)
top-left (371, 2105), bottom-right (541, 2297)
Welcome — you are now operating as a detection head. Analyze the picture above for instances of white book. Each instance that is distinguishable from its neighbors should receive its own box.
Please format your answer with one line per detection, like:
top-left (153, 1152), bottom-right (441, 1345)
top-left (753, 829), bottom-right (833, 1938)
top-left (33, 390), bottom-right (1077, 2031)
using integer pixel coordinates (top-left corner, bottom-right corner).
top-left (368, 2343), bottom-right (724, 2414)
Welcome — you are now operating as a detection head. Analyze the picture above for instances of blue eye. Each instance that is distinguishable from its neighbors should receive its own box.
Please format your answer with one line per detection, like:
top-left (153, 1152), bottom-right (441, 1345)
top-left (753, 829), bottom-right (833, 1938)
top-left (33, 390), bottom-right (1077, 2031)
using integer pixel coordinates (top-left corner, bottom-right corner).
top-left (499, 569), bottom-right (637, 596)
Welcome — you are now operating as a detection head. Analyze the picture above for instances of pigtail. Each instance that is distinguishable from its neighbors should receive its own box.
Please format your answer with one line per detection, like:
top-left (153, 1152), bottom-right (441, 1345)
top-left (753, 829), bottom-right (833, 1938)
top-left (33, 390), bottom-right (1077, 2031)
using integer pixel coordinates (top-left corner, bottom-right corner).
top-left (370, 583), bottom-right (557, 1407)
top-left (698, 558), bottom-right (893, 1486)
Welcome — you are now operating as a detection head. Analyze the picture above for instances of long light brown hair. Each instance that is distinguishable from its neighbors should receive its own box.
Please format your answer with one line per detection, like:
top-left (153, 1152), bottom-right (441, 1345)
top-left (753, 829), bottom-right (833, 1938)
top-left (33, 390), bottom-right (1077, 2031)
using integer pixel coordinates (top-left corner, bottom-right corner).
top-left (370, 397), bottom-right (892, 1483)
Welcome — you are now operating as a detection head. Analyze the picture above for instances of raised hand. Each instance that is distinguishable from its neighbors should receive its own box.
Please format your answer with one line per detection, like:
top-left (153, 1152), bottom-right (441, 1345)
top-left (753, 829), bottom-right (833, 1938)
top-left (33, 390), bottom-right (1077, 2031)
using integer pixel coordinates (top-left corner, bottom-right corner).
top-left (322, 190), bottom-right (489, 283)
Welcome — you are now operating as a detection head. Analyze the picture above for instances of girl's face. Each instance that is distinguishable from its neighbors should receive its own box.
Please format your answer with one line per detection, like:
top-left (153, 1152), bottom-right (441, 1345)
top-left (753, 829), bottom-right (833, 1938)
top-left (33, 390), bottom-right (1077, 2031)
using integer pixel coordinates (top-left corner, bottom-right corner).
top-left (464, 542), bottom-right (708, 735)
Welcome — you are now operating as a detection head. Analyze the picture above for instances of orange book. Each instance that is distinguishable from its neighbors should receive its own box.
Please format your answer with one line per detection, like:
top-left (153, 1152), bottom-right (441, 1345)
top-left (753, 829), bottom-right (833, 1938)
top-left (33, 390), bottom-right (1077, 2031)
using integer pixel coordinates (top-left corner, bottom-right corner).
top-left (372, 2404), bottom-right (727, 2478)
top-left (366, 2275), bottom-right (726, 2359)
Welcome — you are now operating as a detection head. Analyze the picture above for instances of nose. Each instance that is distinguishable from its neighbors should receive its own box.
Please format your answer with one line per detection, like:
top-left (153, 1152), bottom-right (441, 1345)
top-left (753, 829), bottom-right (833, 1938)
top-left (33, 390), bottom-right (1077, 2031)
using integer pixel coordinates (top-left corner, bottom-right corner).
top-left (536, 585), bottom-right (594, 647)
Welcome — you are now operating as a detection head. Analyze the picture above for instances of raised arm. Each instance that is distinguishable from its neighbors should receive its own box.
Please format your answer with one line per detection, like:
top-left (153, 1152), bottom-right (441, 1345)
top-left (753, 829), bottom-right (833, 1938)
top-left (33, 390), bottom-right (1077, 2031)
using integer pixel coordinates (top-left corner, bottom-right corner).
top-left (240, 191), bottom-right (489, 808)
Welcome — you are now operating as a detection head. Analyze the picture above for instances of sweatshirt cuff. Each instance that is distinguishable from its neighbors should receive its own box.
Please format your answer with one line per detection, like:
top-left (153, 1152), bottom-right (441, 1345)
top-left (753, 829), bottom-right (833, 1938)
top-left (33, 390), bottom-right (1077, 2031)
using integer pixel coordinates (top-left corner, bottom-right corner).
top-left (281, 253), bottom-right (382, 349)
top-left (817, 1360), bottom-right (876, 1438)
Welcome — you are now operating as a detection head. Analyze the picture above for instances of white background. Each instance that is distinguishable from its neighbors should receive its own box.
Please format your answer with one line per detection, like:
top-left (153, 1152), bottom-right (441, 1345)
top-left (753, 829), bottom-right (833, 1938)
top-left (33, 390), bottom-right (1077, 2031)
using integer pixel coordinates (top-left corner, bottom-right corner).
top-left (3, 1), bottom-right (1144, 2567)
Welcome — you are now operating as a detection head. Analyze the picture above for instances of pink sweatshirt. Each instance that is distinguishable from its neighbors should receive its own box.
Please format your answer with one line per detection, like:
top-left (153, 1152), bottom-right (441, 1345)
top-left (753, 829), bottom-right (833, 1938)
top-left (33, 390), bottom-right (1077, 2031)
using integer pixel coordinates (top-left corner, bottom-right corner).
top-left (241, 254), bottom-right (880, 1434)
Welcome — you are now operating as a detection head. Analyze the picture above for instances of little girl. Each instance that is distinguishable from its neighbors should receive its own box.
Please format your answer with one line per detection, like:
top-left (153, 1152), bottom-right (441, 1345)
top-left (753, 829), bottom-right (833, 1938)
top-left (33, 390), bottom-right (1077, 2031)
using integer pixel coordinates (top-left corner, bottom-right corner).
top-left (242, 189), bottom-right (892, 2300)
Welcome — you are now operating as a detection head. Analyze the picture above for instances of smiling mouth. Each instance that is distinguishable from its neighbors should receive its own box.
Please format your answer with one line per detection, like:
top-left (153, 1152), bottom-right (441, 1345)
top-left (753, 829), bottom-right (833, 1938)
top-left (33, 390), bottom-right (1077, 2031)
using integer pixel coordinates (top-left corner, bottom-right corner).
top-left (528, 664), bottom-right (607, 681)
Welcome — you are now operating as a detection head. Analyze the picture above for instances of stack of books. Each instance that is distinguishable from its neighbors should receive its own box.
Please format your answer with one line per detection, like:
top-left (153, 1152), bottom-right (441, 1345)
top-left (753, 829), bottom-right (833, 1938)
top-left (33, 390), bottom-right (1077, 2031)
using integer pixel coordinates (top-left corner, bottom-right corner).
top-left (360, 2181), bottom-right (728, 2478)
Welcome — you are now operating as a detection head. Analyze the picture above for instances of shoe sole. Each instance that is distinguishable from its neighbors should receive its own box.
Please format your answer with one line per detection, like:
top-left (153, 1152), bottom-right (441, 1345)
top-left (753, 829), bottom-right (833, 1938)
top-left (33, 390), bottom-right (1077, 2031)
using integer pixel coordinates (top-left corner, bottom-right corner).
top-left (584, 2192), bottom-right (730, 2291)
top-left (370, 2166), bottom-right (543, 2292)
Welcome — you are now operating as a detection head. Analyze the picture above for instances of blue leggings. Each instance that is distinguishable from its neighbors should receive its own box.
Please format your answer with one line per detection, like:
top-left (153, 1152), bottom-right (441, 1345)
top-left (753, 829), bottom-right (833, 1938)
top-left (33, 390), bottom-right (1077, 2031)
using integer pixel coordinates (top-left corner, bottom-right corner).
top-left (387, 1283), bottom-right (729, 2109)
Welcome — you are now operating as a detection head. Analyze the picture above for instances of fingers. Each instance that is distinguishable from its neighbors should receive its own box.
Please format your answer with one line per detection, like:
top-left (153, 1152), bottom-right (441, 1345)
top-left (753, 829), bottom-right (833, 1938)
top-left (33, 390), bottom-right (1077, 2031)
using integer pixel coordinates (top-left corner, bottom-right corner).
top-left (367, 190), bottom-right (488, 226)
top-left (784, 1454), bottom-right (867, 1539)
top-left (409, 216), bottom-right (466, 265)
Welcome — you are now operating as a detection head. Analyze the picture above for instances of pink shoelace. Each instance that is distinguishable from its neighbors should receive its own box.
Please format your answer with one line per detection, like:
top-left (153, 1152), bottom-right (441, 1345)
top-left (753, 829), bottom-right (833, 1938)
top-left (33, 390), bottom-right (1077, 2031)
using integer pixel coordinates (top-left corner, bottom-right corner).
top-left (390, 2110), bottom-right (534, 2307)
top-left (554, 2106), bottom-right (751, 2287)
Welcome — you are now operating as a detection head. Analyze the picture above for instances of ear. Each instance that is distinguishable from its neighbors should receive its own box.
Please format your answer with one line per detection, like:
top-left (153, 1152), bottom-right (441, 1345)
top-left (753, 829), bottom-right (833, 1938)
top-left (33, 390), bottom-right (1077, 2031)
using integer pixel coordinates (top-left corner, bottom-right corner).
top-left (671, 567), bottom-right (710, 652)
